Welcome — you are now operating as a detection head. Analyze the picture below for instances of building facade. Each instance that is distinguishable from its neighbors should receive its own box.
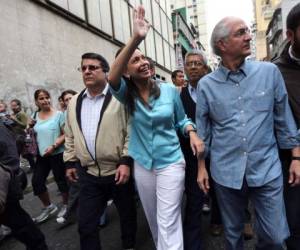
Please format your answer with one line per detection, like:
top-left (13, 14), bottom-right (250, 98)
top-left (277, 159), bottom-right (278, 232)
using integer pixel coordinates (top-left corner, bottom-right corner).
top-left (253, 0), bottom-right (281, 60)
top-left (0, 0), bottom-right (175, 111)
top-left (170, 0), bottom-right (209, 52)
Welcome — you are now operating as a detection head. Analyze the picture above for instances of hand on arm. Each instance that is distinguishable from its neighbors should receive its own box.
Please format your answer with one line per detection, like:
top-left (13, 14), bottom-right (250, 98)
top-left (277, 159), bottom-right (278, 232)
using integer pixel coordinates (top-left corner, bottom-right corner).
top-left (185, 125), bottom-right (205, 158)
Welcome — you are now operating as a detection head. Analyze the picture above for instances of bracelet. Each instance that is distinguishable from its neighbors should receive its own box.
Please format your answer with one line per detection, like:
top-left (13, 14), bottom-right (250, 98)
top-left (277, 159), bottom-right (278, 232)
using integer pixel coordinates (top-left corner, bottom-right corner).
top-left (292, 156), bottom-right (300, 161)
top-left (187, 129), bottom-right (197, 136)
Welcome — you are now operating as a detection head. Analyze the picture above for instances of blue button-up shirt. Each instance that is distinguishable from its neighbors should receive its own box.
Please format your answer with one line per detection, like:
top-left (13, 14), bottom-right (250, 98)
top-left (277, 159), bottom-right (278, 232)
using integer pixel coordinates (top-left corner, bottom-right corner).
top-left (196, 60), bottom-right (300, 189)
top-left (110, 78), bottom-right (194, 169)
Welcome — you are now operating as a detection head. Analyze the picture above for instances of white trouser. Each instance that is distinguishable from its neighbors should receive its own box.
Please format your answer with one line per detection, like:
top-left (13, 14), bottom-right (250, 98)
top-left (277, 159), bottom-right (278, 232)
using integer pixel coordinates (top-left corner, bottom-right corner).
top-left (134, 159), bottom-right (185, 250)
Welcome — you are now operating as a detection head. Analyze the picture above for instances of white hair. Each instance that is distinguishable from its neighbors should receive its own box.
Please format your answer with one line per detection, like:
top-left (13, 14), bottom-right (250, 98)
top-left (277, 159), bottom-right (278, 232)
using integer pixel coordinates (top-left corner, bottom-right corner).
top-left (184, 49), bottom-right (208, 65)
top-left (210, 17), bottom-right (240, 56)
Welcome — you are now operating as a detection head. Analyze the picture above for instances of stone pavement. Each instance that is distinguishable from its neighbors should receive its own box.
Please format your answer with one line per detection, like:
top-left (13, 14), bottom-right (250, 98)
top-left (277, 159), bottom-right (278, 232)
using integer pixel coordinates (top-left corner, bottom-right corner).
top-left (0, 181), bottom-right (257, 250)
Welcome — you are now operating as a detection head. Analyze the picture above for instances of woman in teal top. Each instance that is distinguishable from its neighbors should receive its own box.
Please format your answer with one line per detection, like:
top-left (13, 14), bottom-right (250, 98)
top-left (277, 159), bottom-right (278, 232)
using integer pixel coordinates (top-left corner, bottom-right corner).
top-left (108, 6), bottom-right (204, 250)
top-left (31, 89), bottom-right (69, 224)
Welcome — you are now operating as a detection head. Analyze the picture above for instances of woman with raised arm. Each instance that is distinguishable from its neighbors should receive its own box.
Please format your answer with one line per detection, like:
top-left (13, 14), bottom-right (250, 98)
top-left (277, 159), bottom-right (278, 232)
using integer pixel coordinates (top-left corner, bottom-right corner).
top-left (108, 5), bottom-right (204, 250)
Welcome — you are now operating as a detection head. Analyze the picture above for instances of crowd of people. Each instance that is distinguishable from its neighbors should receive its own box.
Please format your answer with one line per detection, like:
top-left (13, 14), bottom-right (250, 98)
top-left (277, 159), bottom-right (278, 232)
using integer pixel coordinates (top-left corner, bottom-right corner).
top-left (0, 3), bottom-right (300, 250)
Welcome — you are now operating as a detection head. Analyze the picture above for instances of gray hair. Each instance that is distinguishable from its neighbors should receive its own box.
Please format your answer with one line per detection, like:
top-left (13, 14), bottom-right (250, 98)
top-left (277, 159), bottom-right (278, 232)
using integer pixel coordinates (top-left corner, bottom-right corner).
top-left (210, 17), bottom-right (233, 56)
top-left (184, 49), bottom-right (208, 65)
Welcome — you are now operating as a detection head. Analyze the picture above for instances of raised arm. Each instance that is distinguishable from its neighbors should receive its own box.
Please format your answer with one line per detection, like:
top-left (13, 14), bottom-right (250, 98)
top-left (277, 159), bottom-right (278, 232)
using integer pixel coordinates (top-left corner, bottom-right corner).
top-left (108, 5), bottom-right (150, 90)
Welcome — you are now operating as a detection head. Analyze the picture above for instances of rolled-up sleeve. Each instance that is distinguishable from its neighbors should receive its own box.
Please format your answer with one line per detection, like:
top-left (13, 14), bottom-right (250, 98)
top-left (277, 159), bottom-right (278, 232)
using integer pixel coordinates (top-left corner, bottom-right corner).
top-left (196, 82), bottom-right (211, 158)
top-left (274, 66), bottom-right (300, 149)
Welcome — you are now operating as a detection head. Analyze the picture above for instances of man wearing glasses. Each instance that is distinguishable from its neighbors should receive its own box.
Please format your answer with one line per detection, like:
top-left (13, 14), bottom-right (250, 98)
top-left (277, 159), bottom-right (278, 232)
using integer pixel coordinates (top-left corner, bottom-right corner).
top-left (197, 17), bottom-right (300, 250)
top-left (177, 50), bottom-right (208, 250)
top-left (63, 53), bottom-right (136, 250)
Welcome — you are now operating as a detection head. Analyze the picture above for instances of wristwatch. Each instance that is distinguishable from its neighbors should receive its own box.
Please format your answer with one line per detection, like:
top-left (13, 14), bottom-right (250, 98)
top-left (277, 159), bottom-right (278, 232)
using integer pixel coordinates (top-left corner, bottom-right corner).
top-left (291, 156), bottom-right (300, 161)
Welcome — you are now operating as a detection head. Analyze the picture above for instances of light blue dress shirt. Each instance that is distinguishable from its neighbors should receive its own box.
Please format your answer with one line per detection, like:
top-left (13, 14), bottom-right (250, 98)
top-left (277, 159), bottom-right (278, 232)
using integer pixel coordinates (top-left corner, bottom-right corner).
top-left (110, 78), bottom-right (194, 169)
top-left (196, 60), bottom-right (300, 189)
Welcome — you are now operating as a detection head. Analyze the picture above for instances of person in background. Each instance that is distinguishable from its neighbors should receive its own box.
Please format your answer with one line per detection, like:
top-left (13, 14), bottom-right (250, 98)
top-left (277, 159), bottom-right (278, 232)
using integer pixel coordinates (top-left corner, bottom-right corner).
top-left (58, 96), bottom-right (66, 112)
top-left (31, 89), bottom-right (69, 224)
top-left (273, 3), bottom-right (300, 249)
top-left (171, 69), bottom-right (185, 88)
top-left (61, 90), bottom-right (77, 109)
top-left (197, 16), bottom-right (300, 250)
top-left (0, 101), bottom-right (8, 117)
top-left (108, 6), bottom-right (204, 250)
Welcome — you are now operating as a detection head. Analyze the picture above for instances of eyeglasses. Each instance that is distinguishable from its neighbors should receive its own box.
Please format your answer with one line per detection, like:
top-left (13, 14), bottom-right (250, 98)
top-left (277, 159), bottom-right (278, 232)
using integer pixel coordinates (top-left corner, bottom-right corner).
top-left (78, 65), bottom-right (102, 72)
top-left (186, 61), bottom-right (204, 67)
top-left (233, 28), bottom-right (250, 37)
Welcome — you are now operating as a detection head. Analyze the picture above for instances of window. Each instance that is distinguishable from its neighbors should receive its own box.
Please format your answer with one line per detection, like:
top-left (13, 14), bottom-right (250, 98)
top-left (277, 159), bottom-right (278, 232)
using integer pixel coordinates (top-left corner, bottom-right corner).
top-left (155, 32), bottom-right (164, 65)
top-left (152, 1), bottom-right (161, 33)
top-left (145, 27), bottom-right (156, 60)
top-left (48, 0), bottom-right (85, 19)
top-left (86, 0), bottom-right (113, 36)
top-left (141, 0), bottom-right (153, 25)
top-left (163, 40), bottom-right (171, 69)
top-left (112, 0), bottom-right (131, 43)
top-left (161, 10), bottom-right (168, 41)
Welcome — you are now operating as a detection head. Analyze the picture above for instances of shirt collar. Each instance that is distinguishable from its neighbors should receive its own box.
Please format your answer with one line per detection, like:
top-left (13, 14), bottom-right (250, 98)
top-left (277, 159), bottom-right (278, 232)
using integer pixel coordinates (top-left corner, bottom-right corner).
top-left (288, 45), bottom-right (300, 64)
top-left (217, 60), bottom-right (249, 82)
top-left (188, 83), bottom-right (196, 92)
top-left (83, 83), bottom-right (109, 99)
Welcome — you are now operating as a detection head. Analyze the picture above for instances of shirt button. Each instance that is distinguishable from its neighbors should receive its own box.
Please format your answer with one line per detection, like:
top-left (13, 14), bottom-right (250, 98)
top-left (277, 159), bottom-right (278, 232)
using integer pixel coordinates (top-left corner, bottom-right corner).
top-left (243, 152), bottom-right (247, 155)
top-left (240, 110), bottom-right (244, 113)
top-left (243, 138), bottom-right (246, 141)
top-left (238, 96), bottom-right (242, 100)
top-left (236, 84), bottom-right (239, 87)
top-left (242, 123), bottom-right (246, 127)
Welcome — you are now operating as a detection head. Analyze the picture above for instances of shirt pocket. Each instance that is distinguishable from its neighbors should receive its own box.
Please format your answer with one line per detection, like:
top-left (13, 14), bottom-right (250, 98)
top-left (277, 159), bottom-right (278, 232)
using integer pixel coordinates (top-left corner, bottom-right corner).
top-left (210, 101), bottom-right (234, 121)
top-left (252, 89), bottom-right (273, 112)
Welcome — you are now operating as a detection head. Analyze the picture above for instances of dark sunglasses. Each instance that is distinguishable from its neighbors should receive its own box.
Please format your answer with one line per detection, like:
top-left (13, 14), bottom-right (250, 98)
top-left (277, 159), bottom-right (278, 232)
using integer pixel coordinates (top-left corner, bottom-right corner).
top-left (78, 65), bottom-right (102, 72)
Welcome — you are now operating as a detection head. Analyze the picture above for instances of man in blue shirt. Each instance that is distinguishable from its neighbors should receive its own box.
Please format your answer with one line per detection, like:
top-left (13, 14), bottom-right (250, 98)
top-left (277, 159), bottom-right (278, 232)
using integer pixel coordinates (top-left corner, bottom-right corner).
top-left (196, 16), bottom-right (300, 250)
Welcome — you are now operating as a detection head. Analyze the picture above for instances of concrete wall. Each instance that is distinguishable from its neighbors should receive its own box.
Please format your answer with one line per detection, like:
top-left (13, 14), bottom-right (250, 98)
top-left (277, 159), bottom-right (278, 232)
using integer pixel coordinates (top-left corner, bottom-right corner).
top-left (0, 0), bottom-right (121, 112)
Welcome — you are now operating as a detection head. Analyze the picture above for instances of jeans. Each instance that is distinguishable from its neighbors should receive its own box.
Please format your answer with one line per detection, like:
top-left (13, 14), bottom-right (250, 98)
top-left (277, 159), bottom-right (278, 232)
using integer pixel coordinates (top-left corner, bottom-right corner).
top-left (215, 175), bottom-right (289, 250)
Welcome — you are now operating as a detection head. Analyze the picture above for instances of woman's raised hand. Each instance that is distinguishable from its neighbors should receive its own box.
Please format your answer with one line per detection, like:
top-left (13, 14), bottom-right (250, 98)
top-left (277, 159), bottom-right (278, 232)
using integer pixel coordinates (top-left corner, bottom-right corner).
top-left (132, 5), bottom-right (150, 41)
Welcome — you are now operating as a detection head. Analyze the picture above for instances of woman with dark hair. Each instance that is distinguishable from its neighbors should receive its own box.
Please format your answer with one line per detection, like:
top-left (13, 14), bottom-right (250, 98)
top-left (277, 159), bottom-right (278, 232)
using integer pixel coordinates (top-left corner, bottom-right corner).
top-left (108, 6), bottom-right (204, 250)
top-left (31, 89), bottom-right (69, 224)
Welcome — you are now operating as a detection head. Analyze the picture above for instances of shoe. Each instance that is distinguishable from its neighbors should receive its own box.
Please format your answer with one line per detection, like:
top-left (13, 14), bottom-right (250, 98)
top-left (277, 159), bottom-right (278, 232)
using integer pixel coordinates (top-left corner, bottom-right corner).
top-left (202, 203), bottom-right (211, 213)
top-left (56, 217), bottom-right (66, 224)
top-left (57, 204), bottom-right (67, 218)
top-left (0, 225), bottom-right (11, 241)
top-left (243, 223), bottom-right (254, 240)
top-left (34, 204), bottom-right (58, 224)
top-left (210, 224), bottom-right (223, 236)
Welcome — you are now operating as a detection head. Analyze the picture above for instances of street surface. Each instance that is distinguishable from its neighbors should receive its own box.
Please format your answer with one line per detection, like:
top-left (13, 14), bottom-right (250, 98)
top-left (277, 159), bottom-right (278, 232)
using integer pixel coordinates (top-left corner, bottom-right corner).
top-left (0, 182), bottom-right (256, 250)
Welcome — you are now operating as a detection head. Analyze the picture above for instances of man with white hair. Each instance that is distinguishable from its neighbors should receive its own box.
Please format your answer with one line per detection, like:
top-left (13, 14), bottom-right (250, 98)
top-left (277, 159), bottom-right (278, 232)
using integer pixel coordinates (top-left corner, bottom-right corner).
top-left (196, 16), bottom-right (300, 250)
top-left (179, 49), bottom-right (208, 250)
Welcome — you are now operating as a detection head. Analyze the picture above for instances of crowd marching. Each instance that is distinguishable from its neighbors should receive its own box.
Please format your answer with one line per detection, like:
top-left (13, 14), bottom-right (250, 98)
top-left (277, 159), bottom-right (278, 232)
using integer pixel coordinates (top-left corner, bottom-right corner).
top-left (0, 3), bottom-right (300, 250)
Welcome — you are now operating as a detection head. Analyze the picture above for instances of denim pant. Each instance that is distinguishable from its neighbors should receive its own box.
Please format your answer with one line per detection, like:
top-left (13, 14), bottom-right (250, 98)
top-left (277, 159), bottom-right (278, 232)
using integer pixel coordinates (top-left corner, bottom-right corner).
top-left (78, 167), bottom-right (137, 250)
top-left (215, 175), bottom-right (289, 250)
